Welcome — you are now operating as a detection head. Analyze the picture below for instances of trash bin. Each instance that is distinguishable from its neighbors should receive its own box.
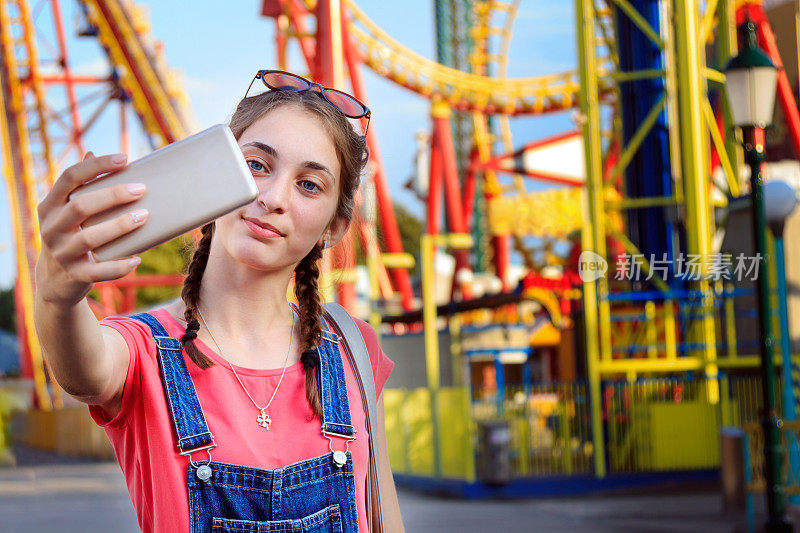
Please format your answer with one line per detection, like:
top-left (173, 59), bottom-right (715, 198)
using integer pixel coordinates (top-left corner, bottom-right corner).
top-left (720, 426), bottom-right (745, 511)
top-left (476, 420), bottom-right (511, 485)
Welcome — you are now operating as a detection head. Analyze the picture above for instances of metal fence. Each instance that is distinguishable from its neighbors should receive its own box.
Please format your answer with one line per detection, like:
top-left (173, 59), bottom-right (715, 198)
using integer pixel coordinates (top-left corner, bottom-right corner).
top-left (384, 374), bottom-right (766, 481)
top-left (472, 382), bottom-right (594, 477)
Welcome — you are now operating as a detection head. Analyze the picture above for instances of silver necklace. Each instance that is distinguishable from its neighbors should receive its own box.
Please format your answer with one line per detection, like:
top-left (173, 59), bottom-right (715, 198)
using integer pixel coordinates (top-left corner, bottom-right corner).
top-left (196, 305), bottom-right (295, 430)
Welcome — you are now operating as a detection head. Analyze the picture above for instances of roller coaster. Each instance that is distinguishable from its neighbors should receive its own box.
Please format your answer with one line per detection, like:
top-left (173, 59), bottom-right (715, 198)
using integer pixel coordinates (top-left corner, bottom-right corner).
top-left (4, 0), bottom-right (800, 492)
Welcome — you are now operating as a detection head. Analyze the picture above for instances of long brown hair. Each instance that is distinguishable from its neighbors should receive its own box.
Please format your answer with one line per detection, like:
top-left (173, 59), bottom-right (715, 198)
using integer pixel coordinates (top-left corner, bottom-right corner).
top-left (179, 89), bottom-right (368, 416)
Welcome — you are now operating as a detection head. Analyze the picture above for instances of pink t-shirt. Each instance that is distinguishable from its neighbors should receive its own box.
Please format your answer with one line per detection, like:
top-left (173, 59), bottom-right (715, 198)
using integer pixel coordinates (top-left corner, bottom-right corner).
top-left (88, 307), bottom-right (394, 533)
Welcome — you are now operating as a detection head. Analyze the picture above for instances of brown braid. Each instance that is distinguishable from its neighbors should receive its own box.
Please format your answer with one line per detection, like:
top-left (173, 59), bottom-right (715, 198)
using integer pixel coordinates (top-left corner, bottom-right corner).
top-left (294, 244), bottom-right (324, 417)
top-left (180, 222), bottom-right (215, 369)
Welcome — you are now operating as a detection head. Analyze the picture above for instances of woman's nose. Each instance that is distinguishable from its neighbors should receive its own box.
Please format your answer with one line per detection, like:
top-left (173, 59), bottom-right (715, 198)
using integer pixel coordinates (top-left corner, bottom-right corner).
top-left (256, 176), bottom-right (289, 214)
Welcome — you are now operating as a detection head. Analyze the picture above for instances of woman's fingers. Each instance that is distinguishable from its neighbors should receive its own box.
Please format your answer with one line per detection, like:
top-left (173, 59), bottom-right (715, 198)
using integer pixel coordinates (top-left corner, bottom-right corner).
top-left (46, 153), bottom-right (128, 206)
top-left (78, 256), bottom-right (142, 283)
top-left (56, 182), bottom-right (146, 230)
top-left (56, 208), bottom-right (149, 261)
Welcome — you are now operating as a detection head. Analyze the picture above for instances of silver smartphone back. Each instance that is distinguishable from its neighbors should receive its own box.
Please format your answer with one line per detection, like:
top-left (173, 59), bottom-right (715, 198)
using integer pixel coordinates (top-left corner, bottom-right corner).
top-left (70, 124), bottom-right (258, 262)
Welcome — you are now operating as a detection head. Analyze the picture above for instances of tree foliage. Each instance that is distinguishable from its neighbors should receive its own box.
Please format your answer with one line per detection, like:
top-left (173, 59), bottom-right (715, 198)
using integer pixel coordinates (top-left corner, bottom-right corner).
top-left (379, 203), bottom-right (422, 277)
top-left (136, 234), bottom-right (194, 307)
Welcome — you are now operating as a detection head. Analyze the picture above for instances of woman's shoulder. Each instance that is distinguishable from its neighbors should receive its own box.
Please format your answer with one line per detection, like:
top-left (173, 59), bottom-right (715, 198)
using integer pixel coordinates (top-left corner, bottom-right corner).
top-left (350, 316), bottom-right (379, 347)
top-left (98, 305), bottom-right (179, 349)
top-left (335, 313), bottom-right (395, 398)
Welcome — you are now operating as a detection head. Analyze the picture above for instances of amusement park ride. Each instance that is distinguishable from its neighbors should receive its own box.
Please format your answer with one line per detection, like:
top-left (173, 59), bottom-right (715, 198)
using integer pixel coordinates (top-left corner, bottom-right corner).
top-left (4, 0), bottom-right (800, 492)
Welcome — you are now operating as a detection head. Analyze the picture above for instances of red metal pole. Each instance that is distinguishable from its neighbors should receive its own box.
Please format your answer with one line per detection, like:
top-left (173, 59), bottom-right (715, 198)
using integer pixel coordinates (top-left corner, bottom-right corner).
top-left (738, 4), bottom-right (800, 161)
top-left (50, 0), bottom-right (87, 157)
top-left (435, 115), bottom-right (467, 235)
top-left (120, 99), bottom-right (129, 155)
top-left (427, 125), bottom-right (443, 235)
top-left (433, 109), bottom-right (472, 299)
top-left (276, 16), bottom-right (288, 70)
top-left (341, 18), bottom-right (415, 309)
top-left (13, 278), bottom-right (32, 380)
top-left (281, 0), bottom-right (317, 70)
top-left (463, 149), bottom-right (478, 230)
top-left (493, 235), bottom-right (510, 290)
top-left (315, 0), bottom-right (356, 310)
top-left (756, 13), bottom-right (800, 160)
top-left (40, 75), bottom-right (109, 84)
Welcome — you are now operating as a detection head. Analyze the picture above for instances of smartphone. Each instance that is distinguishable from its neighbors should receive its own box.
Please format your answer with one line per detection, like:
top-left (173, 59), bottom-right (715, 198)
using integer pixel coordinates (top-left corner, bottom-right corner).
top-left (70, 124), bottom-right (258, 262)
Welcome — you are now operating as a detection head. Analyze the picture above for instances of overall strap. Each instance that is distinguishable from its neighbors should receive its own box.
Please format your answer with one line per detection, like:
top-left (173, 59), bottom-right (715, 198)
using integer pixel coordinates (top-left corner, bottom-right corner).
top-left (316, 319), bottom-right (355, 438)
top-left (129, 312), bottom-right (216, 456)
top-left (322, 302), bottom-right (384, 532)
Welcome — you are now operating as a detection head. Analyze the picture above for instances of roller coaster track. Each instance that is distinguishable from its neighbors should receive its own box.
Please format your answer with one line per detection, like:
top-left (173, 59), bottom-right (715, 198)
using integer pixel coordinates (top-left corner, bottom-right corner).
top-left (469, 0), bottom-right (521, 193)
top-left (1, 0), bottom-right (194, 409)
top-left (467, 0), bottom-right (519, 273)
top-left (80, 0), bottom-right (193, 144)
top-left (343, 0), bottom-right (587, 115)
top-left (0, 0), bottom-right (56, 409)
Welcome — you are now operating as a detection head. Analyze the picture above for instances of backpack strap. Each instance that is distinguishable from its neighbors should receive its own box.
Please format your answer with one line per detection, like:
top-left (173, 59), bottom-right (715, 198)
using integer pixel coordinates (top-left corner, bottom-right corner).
top-left (322, 302), bottom-right (384, 533)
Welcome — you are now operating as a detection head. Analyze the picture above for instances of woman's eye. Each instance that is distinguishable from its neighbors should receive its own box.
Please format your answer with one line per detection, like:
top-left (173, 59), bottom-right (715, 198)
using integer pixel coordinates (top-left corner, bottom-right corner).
top-left (248, 160), bottom-right (266, 172)
top-left (299, 180), bottom-right (320, 192)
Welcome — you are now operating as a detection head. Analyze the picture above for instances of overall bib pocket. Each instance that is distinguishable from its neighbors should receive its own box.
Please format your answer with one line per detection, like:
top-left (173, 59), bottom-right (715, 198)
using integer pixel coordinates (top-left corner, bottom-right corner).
top-left (211, 504), bottom-right (342, 533)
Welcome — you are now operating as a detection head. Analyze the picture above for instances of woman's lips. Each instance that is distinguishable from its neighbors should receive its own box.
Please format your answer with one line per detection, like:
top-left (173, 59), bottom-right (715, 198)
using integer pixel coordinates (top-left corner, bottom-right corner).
top-left (244, 219), bottom-right (284, 240)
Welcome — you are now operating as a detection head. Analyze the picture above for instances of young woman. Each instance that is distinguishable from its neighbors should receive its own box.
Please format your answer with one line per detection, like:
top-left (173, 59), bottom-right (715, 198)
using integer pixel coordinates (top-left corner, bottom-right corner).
top-left (33, 70), bottom-right (404, 532)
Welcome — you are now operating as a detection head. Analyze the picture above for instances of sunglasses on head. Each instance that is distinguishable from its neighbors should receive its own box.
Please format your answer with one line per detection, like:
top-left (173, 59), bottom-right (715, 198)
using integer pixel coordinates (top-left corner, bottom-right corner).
top-left (243, 70), bottom-right (371, 136)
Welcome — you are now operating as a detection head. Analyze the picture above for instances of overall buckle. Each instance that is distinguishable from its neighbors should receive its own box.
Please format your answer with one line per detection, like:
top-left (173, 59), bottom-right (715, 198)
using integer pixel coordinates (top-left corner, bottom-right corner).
top-left (322, 430), bottom-right (356, 468)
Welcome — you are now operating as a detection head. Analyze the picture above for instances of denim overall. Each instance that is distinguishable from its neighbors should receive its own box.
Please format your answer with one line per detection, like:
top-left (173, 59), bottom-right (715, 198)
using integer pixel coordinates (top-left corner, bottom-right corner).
top-left (130, 312), bottom-right (359, 533)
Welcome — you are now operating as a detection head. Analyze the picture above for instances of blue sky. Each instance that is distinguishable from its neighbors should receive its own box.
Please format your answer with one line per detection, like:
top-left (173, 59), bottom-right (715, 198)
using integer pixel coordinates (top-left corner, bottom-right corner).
top-left (0, 0), bottom-right (576, 289)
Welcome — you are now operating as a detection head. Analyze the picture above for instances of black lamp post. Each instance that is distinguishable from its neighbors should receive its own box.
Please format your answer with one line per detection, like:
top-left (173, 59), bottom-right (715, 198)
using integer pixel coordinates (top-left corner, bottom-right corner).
top-left (724, 18), bottom-right (790, 531)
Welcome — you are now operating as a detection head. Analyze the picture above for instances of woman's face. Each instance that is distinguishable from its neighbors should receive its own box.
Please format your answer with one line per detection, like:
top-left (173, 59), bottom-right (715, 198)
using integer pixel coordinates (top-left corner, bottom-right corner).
top-left (213, 104), bottom-right (345, 273)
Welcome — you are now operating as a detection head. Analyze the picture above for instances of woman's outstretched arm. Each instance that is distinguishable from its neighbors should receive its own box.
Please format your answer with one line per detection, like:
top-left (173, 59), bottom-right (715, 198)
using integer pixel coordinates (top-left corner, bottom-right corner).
top-left (33, 152), bottom-right (144, 406)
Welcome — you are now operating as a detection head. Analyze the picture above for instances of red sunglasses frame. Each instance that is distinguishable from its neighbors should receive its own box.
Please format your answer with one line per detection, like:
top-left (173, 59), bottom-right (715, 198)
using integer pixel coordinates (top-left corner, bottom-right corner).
top-left (243, 69), bottom-right (371, 136)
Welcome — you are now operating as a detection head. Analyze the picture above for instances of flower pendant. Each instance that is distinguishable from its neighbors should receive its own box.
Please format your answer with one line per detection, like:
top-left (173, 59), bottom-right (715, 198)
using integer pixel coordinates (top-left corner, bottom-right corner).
top-left (257, 408), bottom-right (271, 430)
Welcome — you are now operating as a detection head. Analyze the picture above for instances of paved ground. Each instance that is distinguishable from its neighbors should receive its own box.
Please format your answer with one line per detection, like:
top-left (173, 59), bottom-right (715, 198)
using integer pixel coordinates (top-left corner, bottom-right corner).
top-left (0, 448), bottom-right (765, 532)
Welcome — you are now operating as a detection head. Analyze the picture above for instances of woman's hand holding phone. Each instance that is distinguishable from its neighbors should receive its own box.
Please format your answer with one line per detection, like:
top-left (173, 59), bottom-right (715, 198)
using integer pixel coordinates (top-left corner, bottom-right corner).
top-left (35, 151), bottom-right (148, 307)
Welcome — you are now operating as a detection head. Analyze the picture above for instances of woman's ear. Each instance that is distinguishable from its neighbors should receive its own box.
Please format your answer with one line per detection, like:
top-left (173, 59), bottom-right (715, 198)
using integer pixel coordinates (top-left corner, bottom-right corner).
top-left (319, 216), bottom-right (351, 248)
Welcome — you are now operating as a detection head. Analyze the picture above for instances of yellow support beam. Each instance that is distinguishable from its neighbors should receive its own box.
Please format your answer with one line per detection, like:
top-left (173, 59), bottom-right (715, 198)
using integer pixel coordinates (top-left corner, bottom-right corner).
top-left (598, 358), bottom-right (704, 373)
top-left (607, 228), bottom-right (671, 293)
top-left (664, 300), bottom-right (677, 360)
top-left (703, 67), bottom-right (726, 85)
top-left (606, 195), bottom-right (679, 209)
top-left (576, 0), bottom-right (607, 478)
top-left (674, 0), bottom-right (719, 403)
top-left (699, 0), bottom-right (721, 43)
top-left (420, 234), bottom-right (441, 477)
top-left (716, 0), bottom-right (742, 193)
top-left (608, 93), bottom-right (667, 180)
top-left (608, 0), bottom-right (665, 49)
top-left (381, 253), bottom-right (416, 270)
top-left (608, 68), bottom-right (666, 83)
top-left (702, 98), bottom-right (739, 196)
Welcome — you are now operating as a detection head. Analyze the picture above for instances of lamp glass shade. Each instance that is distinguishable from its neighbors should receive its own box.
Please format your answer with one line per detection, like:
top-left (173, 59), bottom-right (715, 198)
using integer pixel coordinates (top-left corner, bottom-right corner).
top-left (724, 65), bottom-right (778, 128)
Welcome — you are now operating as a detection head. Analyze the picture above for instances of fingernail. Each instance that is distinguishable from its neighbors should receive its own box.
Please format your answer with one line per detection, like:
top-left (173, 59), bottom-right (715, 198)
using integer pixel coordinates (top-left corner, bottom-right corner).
top-left (130, 209), bottom-right (148, 224)
top-left (126, 183), bottom-right (146, 195)
top-left (129, 257), bottom-right (141, 268)
top-left (111, 153), bottom-right (127, 164)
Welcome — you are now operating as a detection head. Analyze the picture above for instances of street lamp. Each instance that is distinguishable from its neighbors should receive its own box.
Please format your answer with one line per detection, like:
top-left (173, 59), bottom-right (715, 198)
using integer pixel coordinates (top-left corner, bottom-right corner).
top-left (724, 20), bottom-right (778, 129)
top-left (724, 18), bottom-right (789, 531)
